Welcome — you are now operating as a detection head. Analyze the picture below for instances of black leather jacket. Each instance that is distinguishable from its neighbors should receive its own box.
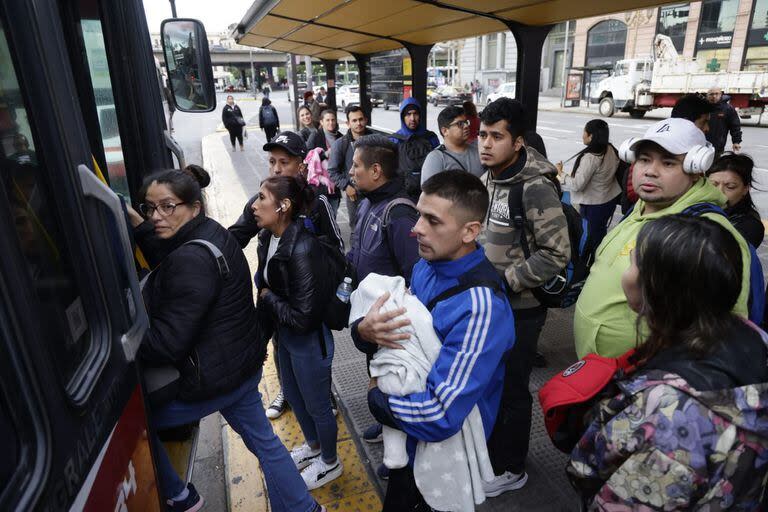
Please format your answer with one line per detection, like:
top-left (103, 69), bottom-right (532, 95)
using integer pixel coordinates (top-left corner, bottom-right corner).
top-left (137, 214), bottom-right (266, 401)
top-left (256, 220), bottom-right (330, 334)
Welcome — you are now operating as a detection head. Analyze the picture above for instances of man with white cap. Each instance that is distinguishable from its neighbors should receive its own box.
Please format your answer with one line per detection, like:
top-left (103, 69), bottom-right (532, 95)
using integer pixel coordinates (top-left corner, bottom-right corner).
top-left (573, 118), bottom-right (752, 359)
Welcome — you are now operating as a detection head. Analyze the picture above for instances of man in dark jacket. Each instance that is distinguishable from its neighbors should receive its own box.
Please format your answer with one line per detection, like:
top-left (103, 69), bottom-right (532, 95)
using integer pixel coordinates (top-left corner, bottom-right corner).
top-left (346, 134), bottom-right (420, 464)
top-left (705, 87), bottom-right (742, 153)
top-left (228, 131), bottom-right (343, 420)
top-left (328, 106), bottom-right (373, 235)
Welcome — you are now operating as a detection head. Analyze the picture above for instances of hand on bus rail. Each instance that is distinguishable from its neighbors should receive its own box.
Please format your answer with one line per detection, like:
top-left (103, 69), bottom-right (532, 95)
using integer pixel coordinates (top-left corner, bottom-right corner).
top-left (357, 292), bottom-right (409, 350)
top-left (125, 203), bottom-right (145, 227)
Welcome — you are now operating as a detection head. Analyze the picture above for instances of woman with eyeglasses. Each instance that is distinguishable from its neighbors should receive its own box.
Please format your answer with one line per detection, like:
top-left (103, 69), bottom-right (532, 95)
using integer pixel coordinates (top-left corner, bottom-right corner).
top-left (126, 168), bottom-right (324, 512)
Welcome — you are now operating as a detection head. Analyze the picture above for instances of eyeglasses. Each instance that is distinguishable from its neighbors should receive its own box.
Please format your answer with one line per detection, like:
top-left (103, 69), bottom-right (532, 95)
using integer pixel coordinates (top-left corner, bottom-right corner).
top-left (449, 120), bottom-right (470, 128)
top-left (139, 202), bottom-right (187, 217)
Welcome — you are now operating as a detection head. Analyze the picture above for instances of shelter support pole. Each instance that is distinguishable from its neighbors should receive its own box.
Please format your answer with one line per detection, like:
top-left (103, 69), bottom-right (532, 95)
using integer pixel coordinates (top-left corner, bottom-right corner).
top-left (288, 53), bottom-right (301, 130)
top-left (322, 59), bottom-right (338, 111)
top-left (353, 54), bottom-right (372, 123)
top-left (404, 44), bottom-right (433, 132)
top-left (506, 22), bottom-right (553, 131)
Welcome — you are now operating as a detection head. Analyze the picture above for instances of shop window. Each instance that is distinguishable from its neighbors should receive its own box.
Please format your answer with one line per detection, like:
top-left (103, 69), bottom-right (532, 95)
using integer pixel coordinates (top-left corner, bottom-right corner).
top-left (657, 3), bottom-right (689, 51)
top-left (586, 20), bottom-right (627, 67)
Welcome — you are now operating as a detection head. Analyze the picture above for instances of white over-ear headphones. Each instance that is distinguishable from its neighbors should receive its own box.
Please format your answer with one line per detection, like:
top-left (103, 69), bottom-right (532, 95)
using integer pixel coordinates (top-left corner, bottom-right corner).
top-left (617, 137), bottom-right (715, 174)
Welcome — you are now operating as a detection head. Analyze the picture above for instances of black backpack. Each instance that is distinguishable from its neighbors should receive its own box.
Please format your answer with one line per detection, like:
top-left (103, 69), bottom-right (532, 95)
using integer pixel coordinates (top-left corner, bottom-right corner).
top-left (508, 178), bottom-right (592, 308)
top-left (392, 131), bottom-right (437, 199)
top-left (302, 210), bottom-right (351, 331)
top-left (261, 106), bottom-right (277, 127)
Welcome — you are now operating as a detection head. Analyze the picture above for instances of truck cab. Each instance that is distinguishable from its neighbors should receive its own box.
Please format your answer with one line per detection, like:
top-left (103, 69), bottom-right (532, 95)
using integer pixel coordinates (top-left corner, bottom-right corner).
top-left (591, 58), bottom-right (653, 118)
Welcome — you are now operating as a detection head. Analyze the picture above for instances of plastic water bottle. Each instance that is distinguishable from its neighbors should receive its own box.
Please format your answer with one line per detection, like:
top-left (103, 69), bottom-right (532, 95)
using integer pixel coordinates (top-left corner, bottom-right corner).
top-left (336, 277), bottom-right (353, 303)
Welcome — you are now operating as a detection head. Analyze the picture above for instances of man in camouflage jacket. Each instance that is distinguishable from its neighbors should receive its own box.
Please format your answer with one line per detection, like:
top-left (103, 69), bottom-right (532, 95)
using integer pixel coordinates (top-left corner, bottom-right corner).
top-left (478, 98), bottom-right (571, 497)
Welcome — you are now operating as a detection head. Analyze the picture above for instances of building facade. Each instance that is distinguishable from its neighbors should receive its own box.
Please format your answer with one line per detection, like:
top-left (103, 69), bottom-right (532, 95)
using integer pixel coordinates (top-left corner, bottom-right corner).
top-left (454, 0), bottom-right (767, 98)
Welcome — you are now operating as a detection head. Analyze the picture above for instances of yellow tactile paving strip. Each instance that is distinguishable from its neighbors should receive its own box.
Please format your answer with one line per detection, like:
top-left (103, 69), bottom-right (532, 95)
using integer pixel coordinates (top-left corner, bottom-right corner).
top-left (223, 345), bottom-right (382, 512)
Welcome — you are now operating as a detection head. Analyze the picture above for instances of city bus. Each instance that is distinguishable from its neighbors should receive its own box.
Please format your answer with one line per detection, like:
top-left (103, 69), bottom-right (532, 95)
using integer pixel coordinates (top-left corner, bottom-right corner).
top-left (0, 1), bottom-right (213, 510)
top-left (370, 49), bottom-right (411, 110)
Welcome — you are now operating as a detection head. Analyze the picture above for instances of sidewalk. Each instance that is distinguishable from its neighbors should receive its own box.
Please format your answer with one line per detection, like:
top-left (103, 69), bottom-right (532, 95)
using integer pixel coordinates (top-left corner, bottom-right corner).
top-left (203, 127), bottom-right (582, 511)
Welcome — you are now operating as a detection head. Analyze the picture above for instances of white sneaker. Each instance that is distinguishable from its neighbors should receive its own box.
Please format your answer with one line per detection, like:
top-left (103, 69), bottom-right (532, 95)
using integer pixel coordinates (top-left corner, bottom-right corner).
top-left (483, 471), bottom-right (528, 497)
top-left (266, 391), bottom-right (288, 419)
top-left (301, 458), bottom-right (343, 490)
top-left (290, 443), bottom-right (321, 470)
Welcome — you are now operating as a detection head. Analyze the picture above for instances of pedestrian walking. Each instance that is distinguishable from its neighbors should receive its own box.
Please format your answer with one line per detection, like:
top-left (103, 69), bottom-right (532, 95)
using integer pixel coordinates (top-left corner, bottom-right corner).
top-left (259, 97), bottom-right (280, 142)
top-left (253, 175), bottom-right (343, 490)
top-left (705, 87), bottom-right (742, 153)
top-left (222, 95), bottom-right (245, 152)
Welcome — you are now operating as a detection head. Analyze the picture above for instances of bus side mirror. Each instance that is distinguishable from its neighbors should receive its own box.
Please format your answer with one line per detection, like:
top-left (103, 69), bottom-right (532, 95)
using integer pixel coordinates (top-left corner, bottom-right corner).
top-left (161, 18), bottom-right (216, 113)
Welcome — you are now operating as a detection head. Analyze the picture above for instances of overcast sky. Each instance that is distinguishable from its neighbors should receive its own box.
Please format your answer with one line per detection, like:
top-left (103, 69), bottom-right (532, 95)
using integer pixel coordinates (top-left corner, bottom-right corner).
top-left (143, 0), bottom-right (254, 34)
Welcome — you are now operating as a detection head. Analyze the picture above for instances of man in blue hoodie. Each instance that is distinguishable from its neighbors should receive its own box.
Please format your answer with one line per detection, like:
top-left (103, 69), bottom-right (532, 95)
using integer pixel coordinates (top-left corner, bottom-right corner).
top-left (361, 171), bottom-right (515, 510)
top-left (391, 98), bottom-right (440, 196)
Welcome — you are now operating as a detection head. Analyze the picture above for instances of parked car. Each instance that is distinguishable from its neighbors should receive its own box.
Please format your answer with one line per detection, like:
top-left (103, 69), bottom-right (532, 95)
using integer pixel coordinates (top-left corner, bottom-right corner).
top-left (430, 85), bottom-right (472, 106)
top-left (486, 82), bottom-right (516, 103)
top-left (337, 84), bottom-right (360, 108)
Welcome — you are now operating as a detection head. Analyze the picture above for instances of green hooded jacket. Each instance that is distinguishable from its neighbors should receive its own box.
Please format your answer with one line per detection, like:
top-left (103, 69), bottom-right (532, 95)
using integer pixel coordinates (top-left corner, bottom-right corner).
top-left (574, 179), bottom-right (751, 358)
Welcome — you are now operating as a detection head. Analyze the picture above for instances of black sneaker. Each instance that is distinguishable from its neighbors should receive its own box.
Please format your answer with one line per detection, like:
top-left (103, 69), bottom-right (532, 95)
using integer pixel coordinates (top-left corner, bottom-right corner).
top-left (166, 483), bottom-right (204, 512)
top-left (362, 423), bottom-right (383, 443)
top-left (266, 390), bottom-right (288, 419)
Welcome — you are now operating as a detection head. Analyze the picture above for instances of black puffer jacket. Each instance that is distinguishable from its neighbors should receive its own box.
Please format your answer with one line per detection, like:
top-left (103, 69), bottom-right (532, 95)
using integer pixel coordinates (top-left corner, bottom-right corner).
top-left (138, 214), bottom-right (266, 401)
top-left (256, 220), bottom-right (330, 334)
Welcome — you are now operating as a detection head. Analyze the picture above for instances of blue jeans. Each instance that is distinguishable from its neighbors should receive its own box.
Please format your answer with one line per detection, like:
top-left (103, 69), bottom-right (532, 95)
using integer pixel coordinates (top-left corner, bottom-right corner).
top-left (278, 327), bottom-right (337, 463)
top-left (580, 198), bottom-right (619, 259)
top-left (150, 370), bottom-right (317, 512)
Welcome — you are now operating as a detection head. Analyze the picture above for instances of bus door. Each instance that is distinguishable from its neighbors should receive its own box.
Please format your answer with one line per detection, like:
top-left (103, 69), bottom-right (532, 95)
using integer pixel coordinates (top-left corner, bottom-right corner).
top-left (0, 0), bottom-right (155, 510)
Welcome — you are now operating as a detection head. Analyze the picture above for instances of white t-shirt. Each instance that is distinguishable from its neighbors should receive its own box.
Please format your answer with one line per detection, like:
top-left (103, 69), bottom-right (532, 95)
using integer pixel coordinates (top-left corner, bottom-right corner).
top-left (264, 234), bottom-right (280, 287)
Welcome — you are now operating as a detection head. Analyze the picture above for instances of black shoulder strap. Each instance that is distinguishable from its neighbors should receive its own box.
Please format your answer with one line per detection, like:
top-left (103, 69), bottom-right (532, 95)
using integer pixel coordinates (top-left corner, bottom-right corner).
top-left (380, 197), bottom-right (418, 272)
top-left (507, 182), bottom-right (532, 259)
top-left (438, 145), bottom-right (468, 173)
top-left (426, 279), bottom-right (503, 311)
top-left (185, 239), bottom-right (230, 278)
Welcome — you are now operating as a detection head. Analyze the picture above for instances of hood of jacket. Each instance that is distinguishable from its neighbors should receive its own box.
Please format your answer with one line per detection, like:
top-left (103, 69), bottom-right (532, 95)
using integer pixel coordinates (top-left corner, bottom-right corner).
top-left (397, 97), bottom-right (426, 137)
top-left (488, 146), bottom-right (558, 186)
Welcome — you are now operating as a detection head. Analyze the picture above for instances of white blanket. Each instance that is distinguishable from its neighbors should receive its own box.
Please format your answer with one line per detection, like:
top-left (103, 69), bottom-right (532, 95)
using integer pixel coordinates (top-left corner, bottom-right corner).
top-left (349, 273), bottom-right (494, 511)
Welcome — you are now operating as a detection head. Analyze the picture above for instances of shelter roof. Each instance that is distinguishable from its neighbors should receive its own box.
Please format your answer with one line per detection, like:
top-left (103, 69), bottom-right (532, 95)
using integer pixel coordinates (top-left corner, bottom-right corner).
top-left (234, 0), bottom-right (673, 58)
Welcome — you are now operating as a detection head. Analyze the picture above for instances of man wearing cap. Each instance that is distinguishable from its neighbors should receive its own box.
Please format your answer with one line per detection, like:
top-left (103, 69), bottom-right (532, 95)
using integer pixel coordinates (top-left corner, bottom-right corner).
top-left (705, 87), bottom-right (742, 154)
top-left (228, 130), bottom-right (344, 420)
top-left (574, 118), bottom-right (752, 359)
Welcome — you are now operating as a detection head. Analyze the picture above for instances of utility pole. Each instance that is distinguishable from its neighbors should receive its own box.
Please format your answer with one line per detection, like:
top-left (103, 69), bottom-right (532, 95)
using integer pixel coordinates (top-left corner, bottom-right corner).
top-left (250, 50), bottom-right (256, 96)
top-left (304, 55), bottom-right (314, 91)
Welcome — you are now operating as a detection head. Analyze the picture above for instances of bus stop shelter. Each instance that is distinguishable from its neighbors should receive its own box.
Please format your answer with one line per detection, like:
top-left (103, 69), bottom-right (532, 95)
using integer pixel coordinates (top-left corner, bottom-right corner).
top-left (231, 0), bottom-right (674, 130)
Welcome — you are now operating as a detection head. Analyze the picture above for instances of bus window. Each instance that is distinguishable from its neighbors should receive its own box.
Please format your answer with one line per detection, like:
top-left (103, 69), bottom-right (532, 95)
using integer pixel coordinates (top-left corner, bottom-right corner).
top-left (0, 23), bottom-right (101, 393)
top-left (80, 17), bottom-right (129, 197)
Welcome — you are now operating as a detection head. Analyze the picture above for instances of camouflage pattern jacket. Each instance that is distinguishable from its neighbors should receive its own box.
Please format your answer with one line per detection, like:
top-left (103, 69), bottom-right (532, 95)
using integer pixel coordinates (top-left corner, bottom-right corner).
top-left (568, 322), bottom-right (768, 510)
top-left (481, 146), bottom-right (571, 310)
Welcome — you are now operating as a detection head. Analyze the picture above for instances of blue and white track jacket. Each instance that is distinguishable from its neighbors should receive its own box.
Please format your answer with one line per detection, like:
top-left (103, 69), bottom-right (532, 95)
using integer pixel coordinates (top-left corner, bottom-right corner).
top-left (369, 246), bottom-right (515, 445)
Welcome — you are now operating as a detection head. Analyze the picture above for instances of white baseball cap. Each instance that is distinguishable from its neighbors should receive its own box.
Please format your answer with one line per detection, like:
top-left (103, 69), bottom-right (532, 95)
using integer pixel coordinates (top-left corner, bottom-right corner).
top-left (629, 118), bottom-right (707, 155)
